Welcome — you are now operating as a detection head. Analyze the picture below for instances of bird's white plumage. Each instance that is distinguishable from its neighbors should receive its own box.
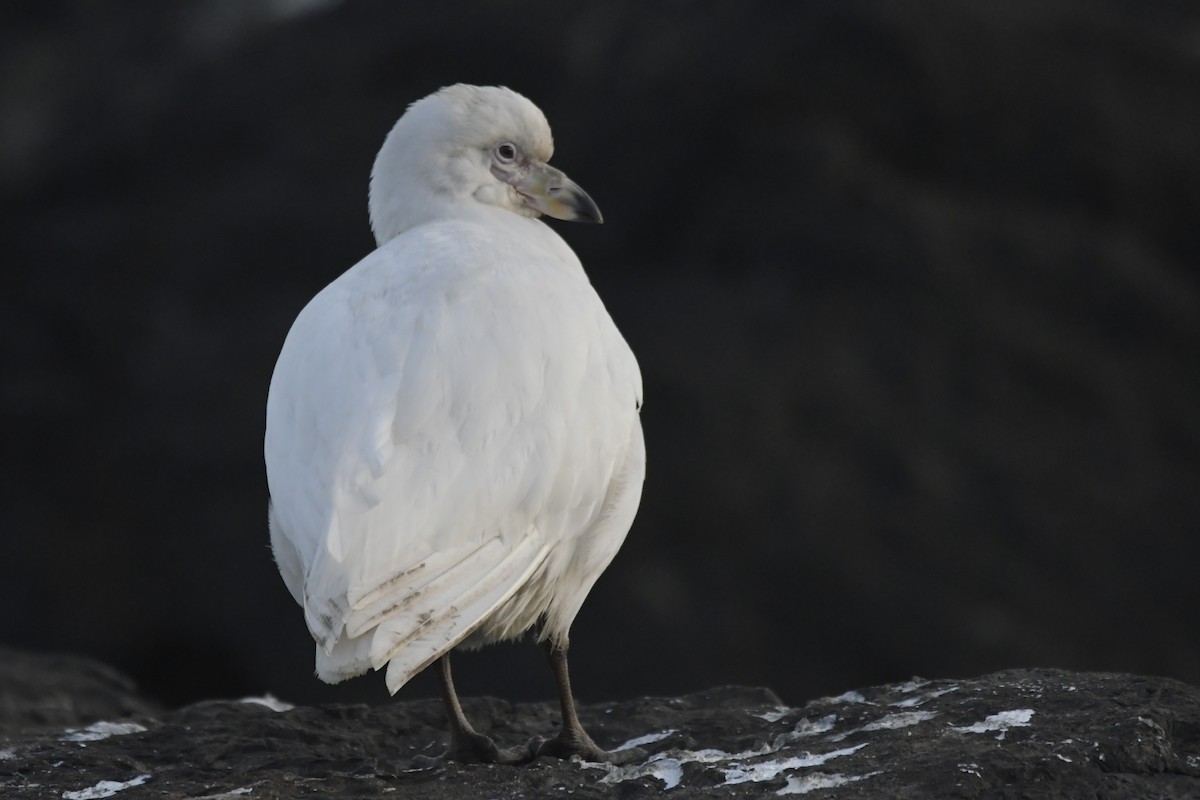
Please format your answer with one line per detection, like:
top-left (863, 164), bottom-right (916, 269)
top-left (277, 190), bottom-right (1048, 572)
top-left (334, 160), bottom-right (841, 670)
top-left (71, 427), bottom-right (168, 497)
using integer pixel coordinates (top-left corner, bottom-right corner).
top-left (264, 85), bottom-right (643, 694)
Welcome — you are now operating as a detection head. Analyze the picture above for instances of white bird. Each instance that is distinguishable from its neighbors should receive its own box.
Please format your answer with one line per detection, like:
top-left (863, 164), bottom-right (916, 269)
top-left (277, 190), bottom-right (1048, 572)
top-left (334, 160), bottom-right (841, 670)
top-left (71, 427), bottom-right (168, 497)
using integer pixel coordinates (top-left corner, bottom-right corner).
top-left (264, 84), bottom-right (644, 763)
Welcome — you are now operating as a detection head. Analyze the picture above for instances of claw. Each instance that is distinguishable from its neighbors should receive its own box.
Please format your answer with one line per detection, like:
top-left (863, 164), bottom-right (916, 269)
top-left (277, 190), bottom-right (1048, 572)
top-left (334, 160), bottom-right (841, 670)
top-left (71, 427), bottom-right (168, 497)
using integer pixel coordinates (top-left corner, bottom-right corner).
top-left (445, 729), bottom-right (534, 765)
top-left (529, 731), bottom-right (646, 764)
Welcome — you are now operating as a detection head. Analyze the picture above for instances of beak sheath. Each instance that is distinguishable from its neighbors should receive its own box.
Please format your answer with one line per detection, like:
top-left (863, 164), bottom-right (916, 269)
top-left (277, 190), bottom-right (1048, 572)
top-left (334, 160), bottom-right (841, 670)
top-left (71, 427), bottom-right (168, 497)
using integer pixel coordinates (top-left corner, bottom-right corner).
top-left (515, 163), bottom-right (603, 224)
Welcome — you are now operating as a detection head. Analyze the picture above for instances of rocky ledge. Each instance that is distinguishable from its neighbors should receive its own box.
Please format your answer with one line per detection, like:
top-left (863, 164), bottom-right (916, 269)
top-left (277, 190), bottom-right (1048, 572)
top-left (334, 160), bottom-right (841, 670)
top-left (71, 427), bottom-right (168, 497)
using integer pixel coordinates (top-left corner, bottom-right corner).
top-left (2, 650), bottom-right (1199, 799)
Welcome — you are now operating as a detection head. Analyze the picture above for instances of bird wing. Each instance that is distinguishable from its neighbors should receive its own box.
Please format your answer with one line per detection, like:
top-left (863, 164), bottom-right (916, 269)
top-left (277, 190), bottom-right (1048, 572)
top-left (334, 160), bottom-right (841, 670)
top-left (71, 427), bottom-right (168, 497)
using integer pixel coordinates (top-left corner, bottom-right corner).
top-left (264, 217), bottom-right (641, 692)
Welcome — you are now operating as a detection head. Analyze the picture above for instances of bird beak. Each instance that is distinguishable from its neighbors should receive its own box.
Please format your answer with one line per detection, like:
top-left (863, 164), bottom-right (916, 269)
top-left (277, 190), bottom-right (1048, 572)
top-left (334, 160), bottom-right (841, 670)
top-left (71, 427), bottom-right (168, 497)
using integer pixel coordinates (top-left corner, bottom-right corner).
top-left (513, 162), bottom-right (603, 224)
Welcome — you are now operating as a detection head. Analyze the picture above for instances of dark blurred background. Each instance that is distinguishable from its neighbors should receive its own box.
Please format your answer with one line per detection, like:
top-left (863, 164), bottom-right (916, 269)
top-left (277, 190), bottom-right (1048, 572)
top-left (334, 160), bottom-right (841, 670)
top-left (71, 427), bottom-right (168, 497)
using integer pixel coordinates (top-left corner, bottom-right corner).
top-left (2, 0), bottom-right (1198, 711)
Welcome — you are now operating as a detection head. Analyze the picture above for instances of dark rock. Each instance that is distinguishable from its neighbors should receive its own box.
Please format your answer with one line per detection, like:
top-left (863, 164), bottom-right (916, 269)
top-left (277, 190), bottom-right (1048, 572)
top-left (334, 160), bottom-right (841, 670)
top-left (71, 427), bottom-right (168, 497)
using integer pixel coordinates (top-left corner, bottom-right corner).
top-left (0, 647), bottom-right (159, 736)
top-left (2, 654), bottom-right (1198, 798)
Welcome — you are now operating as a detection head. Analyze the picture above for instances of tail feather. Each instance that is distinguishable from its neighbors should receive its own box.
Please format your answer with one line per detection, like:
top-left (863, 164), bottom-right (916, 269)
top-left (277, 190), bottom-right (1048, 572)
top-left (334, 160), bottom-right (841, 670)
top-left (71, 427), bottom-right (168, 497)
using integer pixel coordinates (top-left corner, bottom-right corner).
top-left (314, 630), bottom-right (372, 683)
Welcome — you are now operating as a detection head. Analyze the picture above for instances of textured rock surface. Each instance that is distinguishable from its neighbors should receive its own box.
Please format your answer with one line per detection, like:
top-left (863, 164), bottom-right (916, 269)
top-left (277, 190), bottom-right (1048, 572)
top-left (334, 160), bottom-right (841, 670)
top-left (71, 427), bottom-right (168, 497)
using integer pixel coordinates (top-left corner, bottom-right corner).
top-left (0, 648), bottom-right (160, 737)
top-left (3, 651), bottom-right (1199, 799)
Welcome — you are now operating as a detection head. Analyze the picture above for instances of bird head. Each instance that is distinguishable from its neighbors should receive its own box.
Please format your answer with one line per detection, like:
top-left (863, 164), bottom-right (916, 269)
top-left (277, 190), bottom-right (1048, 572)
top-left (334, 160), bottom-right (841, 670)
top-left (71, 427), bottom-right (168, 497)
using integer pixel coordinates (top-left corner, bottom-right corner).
top-left (369, 84), bottom-right (602, 246)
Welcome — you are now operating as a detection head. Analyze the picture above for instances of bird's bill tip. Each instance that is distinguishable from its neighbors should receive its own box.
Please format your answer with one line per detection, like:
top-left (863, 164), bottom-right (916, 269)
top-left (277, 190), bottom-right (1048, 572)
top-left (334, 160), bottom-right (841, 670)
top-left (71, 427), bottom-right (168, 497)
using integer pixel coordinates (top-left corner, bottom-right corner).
top-left (517, 164), bottom-right (604, 224)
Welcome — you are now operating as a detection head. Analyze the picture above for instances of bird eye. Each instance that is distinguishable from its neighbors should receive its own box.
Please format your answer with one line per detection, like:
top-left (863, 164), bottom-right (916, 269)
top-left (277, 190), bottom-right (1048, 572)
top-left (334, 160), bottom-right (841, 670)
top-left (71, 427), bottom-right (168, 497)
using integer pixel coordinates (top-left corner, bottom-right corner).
top-left (495, 142), bottom-right (517, 163)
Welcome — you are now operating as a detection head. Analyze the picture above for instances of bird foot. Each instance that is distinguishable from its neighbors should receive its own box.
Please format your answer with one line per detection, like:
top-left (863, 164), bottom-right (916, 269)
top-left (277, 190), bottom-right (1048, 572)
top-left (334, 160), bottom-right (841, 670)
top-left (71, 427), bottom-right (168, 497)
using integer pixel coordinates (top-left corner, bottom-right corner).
top-left (530, 731), bottom-right (647, 764)
top-left (445, 730), bottom-right (533, 765)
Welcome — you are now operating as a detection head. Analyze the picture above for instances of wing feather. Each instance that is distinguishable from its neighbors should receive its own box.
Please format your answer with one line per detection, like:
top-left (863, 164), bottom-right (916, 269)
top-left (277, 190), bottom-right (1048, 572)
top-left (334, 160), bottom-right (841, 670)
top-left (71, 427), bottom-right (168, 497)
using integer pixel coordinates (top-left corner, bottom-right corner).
top-left (346, 536), bottom-right (504, 638)
top-left (372, 535), bottom-right (551, 685)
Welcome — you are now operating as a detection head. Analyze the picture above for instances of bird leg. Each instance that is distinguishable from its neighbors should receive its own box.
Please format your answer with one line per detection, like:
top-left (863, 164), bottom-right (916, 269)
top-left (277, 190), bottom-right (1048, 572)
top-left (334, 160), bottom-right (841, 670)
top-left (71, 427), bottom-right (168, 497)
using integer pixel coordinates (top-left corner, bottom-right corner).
top-left (436, 654), bottom-right (532, 764)
top-left (530, 642), bottom-right (646, 764)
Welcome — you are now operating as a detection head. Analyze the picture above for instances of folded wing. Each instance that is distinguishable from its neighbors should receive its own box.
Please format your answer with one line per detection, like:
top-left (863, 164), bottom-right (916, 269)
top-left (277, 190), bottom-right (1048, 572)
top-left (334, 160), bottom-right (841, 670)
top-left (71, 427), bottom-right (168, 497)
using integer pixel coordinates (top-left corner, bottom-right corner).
top-left (265, 219), bottom-right (641, 693)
